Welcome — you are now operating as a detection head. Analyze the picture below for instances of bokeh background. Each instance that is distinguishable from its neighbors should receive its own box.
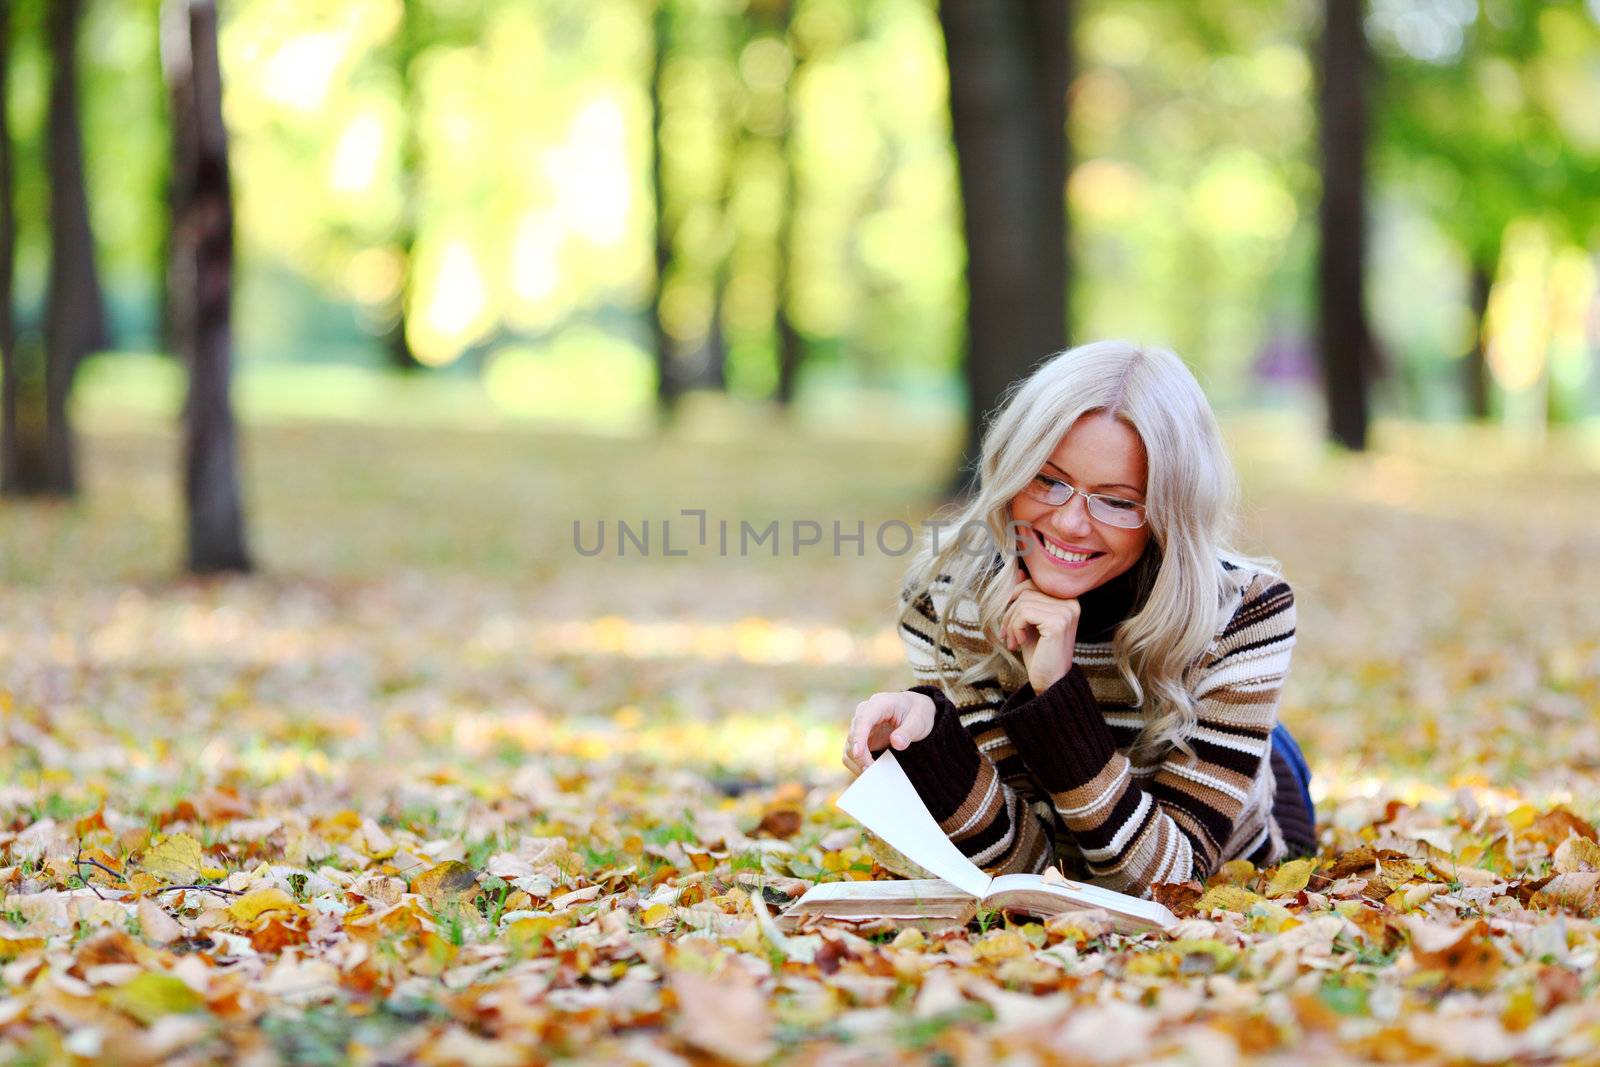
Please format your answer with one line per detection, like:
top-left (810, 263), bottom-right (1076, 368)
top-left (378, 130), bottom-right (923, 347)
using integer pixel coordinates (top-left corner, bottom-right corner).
top-left (2, 0), bottom-right (1599, 840)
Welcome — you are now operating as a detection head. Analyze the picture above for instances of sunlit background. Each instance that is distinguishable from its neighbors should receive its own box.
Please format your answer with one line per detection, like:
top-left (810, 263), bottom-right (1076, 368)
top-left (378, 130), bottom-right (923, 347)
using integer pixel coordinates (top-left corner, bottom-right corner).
top-left (0, 0), bottom-right (1583, 437)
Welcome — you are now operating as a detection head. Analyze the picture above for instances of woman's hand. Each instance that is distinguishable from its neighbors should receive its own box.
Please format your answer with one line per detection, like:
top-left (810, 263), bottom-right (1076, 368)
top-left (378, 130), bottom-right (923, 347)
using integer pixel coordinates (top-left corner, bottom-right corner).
top-left (842, 691), bottom-right (937, 777)
top-left (1002, 570), bottom-right (1081, 692)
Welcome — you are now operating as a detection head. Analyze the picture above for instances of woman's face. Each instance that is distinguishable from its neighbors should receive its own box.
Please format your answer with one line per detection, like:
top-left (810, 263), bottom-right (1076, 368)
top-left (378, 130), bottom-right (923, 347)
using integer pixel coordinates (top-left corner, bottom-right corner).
top-left (1009, 411), bottom-right (1152, 600)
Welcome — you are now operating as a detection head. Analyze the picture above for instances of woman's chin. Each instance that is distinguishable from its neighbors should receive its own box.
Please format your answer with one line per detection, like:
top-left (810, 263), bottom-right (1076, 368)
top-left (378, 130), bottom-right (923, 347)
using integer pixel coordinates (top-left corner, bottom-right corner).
top-left (1026, 563), bottom-right (1095, 599)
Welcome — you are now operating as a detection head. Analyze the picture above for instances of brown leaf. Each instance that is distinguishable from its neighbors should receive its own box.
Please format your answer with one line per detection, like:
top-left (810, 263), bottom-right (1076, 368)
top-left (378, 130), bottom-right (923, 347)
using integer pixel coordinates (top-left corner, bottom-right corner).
top-left (1151, 880), bottom-right (1204, 917)
top-left (754, 805), bottom-right (803, 840)
top-left (1404, 917), bottom-right (1502, 990)
top-left (1528, 808), bottom-right (1597, 846)
top-left (1529, 872), bottom-right (1600, 917)
top-left (410, 861), bottom-right (480, 904)
top-left (249, 916), bottom-right (310, 954)
top-left (1552, 835), bottom-right (1600, 874)
top-left (1324, 847), bottom-right (1378, 881)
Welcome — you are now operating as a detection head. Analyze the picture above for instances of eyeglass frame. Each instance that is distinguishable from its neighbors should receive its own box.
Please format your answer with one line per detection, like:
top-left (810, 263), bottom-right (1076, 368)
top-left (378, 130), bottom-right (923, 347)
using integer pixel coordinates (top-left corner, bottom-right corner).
top-left (1019, 472), bottom-right (1148, 529)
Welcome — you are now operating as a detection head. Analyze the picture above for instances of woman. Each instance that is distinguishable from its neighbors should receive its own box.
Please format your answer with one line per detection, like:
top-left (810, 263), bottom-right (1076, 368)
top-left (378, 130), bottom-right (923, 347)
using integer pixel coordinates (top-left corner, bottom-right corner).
top-left (842, 341), bottom-right (1316, 899)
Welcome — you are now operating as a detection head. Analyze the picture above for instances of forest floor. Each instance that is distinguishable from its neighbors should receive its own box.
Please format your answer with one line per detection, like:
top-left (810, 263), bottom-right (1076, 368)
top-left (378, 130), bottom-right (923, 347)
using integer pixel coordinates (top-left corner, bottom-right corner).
top-left (2, 410), bottom-right (1599, 1064)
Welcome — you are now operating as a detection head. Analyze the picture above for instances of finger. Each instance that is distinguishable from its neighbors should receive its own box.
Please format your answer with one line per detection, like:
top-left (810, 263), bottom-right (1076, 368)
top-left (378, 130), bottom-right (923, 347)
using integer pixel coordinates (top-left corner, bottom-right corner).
top-left (849, 711), bottom-right (872, 762)
top-left (998, 601), bottom-right (1024, 652)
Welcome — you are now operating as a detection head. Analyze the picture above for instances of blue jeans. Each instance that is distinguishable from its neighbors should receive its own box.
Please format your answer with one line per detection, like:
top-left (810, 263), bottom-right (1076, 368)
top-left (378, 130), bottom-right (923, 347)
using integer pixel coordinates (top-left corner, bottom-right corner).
top-left (1270, 722), bottom-right (1315, 823)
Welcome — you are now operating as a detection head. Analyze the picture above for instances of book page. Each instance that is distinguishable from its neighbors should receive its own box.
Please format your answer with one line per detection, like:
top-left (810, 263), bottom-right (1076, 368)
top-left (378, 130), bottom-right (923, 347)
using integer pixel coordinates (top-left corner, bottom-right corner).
top-left (835, 751), bottom-right (992, 899)
top-left (988, 873), bottom-right (1176, 928)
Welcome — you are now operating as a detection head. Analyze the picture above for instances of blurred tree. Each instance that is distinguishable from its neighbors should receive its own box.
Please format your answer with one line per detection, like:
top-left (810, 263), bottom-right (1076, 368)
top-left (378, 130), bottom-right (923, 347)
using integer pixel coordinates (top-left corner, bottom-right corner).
top-left (383, 0), bottom-right (426, 371)
top-left (650, 0), bottom-right (679, 410)
top-left (0, 0), bottom-right (24, 495)
top-left (940, 0), bottom-right (1071, 493)
top-left (1374, 1), bottom-right (1600, 421)
top-left (683, 7), bottom-right (745, 395)
top-left (165, 0), bottom-right (251, 573)
top-left (748, 0), bottom-right (803, 408)
top-left (1314, 0), bottom-right (1374, 451)
top-left (40, 0), bottom-right (110, 495)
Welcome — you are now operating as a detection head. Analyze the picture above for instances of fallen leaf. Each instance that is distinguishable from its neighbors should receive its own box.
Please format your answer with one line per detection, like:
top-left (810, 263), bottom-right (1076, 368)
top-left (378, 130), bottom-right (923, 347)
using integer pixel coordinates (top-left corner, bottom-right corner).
top-left (1528, 808), bottom-right (1597, 847)
top-left (135, 898), bottom-right (183, 945)
top-left (1404, 917), bottom-right (1502, 990)
top-left (105, 972), bottom-right (203, 1025)
top-left (1265, 857), bottom-right (1320, 898)
top-left (1552, 835), bottom-right (1600, 874)
top-left (225, 887), bottom-right (306, 927)
top-left (138, 834), bottom-right (203, 885)
top-left (410, 861), bottom-right (480, 904)
top-left (1195, 885), bottom-right (1267, 915)
top-left (1530, 872), bottom-right (1600, 917)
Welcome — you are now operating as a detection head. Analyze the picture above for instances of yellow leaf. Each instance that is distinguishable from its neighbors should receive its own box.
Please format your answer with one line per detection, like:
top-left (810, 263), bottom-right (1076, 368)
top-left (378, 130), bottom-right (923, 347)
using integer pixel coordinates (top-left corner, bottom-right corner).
top-left (199, 866), bottom-right (227, 880)
top-left (506, 914), bottom-right (569, 949)
top-left (640, 904), bottom-right (674, 927)
top-left (106, 972), bottom-right (203, 1025)
top-left (225, 887), bottom-right (305, 926)
top-left (972, 930), bottom-right (1029, 960)
top-left (1264, 857), bottom-right (1320, 898)
top-left (410, 861), bottom-right (480, 904)
top-left (891, 927), bottom-right (925, 950)
top-left (138, 833), bottom-right (203, 885)
top-left (1196, 885), bottom-right (1266, 915)
top-left (0, 932), bottom-right (47, 959)
top-left (1215, 859), bottom-right (1257, 886)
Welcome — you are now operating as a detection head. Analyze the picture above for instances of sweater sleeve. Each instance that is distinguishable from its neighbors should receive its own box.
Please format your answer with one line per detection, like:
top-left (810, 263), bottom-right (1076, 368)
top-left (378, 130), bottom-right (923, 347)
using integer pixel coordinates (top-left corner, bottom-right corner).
top-left (879, 581), bottom-right (1057, 877)
top-left (998, 575), bottom-right (1298, 896)
top-left (872, 684), bottom-right (1057, 876)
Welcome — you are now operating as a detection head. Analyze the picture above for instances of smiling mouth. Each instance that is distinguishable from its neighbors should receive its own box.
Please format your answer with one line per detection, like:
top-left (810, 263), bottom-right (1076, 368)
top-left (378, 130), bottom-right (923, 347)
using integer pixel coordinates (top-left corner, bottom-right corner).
top-left (1034, 531), bottom-right (1104, 566)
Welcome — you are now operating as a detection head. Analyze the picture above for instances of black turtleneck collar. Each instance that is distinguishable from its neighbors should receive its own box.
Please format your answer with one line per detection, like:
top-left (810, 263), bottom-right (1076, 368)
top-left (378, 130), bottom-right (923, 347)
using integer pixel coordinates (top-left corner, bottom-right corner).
top-left (1074, 546), bottom-right (1157, 641)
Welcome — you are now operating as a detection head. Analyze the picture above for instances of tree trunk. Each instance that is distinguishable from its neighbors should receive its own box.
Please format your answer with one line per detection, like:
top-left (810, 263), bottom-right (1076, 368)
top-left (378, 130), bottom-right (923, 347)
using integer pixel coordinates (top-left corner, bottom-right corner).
top-left (384, 0), bottom-right (425, 371)
top-left (763, 0), bottom-right (804, 409)
top-left (1461, 260), bottom-right (1492, 419)
top-left (165, 0), bottom-right (251, 574)
top-left (649, 0), bottom-right (678, 412)
top-left (1315, 0), bottom-right (1373, 451)
top-left (42, 0), bottom-right (111, 496)
top-left (0, 0), bottom-right (20, 494)
top-left (940, 0), bottom-right (1072, 496)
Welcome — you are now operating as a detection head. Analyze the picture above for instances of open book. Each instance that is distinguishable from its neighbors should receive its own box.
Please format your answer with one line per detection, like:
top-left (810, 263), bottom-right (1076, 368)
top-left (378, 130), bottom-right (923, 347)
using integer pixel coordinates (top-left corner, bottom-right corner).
top-left (776, 751), bottom-right (1177, 934)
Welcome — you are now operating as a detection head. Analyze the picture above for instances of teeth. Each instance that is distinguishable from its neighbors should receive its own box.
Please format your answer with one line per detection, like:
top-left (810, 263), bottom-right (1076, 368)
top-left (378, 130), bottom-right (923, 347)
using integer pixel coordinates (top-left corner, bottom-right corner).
top-left (1041, 539), bottom-right (1096, 563)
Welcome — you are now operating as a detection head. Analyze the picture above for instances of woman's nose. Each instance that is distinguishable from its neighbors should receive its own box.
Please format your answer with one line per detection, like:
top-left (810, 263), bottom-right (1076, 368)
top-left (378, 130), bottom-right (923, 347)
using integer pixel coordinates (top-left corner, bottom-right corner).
top-left (1049, 493), bottom-right (1095, 537)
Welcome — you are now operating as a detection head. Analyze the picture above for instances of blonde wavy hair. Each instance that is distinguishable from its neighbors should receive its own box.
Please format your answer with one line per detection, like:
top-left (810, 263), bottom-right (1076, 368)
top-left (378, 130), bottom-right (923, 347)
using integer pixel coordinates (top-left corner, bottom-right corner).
top-left (900, 340), bottom-right (1280, 761)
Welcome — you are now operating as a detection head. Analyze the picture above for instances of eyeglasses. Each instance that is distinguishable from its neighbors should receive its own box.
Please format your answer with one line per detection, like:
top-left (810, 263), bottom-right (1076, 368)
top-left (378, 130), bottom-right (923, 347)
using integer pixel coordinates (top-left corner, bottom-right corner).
top-left (1020, 473), bottom-right (1148, 529)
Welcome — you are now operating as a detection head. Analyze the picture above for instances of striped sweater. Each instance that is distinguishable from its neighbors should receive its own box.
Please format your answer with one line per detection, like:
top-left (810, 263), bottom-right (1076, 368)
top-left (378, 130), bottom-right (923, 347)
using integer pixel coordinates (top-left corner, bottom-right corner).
top-left (879, 553), bottom-right (1307, 898)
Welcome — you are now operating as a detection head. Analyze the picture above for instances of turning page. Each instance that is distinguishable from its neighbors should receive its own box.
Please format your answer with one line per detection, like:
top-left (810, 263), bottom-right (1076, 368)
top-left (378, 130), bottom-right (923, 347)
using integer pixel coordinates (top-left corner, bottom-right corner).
top-left (834, 751), bottom-right (992, 899)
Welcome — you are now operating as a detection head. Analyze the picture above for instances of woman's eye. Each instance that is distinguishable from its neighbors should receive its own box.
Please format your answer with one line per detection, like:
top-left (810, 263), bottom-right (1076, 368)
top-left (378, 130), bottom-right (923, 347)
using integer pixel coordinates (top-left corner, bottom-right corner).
top-left (1104, 497), bottom-right (1139, 511)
